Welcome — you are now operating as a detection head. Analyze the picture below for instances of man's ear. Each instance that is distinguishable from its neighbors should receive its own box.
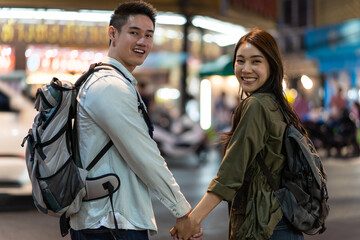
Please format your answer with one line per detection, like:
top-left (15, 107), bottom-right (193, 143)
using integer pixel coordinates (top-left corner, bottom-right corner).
top-left (108, 26), bottom-right (117, 46)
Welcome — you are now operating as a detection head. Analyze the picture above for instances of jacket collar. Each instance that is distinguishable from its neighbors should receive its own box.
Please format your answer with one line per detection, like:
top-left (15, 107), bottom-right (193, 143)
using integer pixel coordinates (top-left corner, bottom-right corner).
top-left (101, 56), bottom-right (138, 86)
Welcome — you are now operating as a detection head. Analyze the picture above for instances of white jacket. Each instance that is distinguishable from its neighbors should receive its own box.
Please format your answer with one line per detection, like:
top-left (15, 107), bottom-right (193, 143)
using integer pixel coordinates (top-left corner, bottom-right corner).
top-left (70, 56), bottom-right (191, 234)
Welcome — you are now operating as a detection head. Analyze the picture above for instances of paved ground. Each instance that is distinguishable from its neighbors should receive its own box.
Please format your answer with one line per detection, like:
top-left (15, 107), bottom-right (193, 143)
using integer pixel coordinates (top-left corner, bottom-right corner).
top-left (152, 151), bottom-right (360, 240)
top-left (0, 150), bottom-right (359, 240)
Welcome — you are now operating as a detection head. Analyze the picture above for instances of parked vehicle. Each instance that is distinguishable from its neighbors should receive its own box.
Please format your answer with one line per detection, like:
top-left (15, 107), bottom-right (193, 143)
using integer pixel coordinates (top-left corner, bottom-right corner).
top-left (0, 81), bottom-right (36, 195)
top-left (153, 114), bottom-right (208, 164)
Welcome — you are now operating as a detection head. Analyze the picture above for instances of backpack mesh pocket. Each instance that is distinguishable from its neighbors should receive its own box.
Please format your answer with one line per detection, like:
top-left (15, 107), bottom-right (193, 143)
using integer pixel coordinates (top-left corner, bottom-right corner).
top-left (38, 158), bottom-right (85, 213)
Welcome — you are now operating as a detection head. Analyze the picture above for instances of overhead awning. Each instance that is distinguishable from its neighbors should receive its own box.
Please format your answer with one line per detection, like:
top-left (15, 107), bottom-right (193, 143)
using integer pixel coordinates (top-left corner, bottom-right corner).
top-left (199, 55), bottom-right (234, 77)
top-left (305, 19), bottom-right (360, 73)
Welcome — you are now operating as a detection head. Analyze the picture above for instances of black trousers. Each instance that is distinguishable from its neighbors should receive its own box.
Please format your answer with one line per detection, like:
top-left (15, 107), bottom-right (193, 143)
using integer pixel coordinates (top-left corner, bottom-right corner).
top-left (70, 227), bottom-right (148, 240)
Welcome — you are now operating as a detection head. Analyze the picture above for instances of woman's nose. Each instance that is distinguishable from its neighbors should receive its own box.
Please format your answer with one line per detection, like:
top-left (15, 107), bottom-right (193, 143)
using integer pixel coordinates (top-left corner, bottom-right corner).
top-left (242, 62), bottom-right (252, 73)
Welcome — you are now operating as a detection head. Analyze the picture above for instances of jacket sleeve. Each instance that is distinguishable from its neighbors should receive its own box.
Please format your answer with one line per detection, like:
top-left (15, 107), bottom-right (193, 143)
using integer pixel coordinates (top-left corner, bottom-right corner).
top-left (81, 74), bottom-right (191, 218)
top-left (208, 97), bottom-right (270, 201)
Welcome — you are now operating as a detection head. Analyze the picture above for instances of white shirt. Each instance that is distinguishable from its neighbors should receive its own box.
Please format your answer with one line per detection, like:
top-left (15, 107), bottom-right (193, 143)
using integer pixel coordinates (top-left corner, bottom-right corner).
top-left (70, 56), bottom-right (191, 235)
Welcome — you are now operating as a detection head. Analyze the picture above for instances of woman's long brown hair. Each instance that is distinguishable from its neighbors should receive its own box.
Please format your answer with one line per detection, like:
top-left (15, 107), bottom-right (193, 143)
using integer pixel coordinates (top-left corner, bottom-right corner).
top-left (221, 29), bottom-right (307, 151)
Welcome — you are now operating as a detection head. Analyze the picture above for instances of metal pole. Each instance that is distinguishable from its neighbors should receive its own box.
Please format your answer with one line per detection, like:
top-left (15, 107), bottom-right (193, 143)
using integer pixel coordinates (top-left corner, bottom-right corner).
top-left (179, 0), bottom-right (191, 115)
top-left (180, 15), bottom-right (190, 114)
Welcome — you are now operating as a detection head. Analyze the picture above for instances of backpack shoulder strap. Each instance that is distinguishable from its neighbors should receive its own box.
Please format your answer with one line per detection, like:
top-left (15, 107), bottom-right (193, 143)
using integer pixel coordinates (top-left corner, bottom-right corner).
top-left (258, 96), bottom-right (289, 191)
top-left (86, 140), bottom-right (113, 171)
top-left (83, 62), bottom-right (154, 171)
top-left (94, 62), bottom-right (154, 138)
top-left (74, 62), bottom-right (103, 88)
top-left (256, 154), bottom-right (280, 191)
top-left (72, 63), bottom-right (116, 168)
top-left (268, 94), bottom-right (291, 124)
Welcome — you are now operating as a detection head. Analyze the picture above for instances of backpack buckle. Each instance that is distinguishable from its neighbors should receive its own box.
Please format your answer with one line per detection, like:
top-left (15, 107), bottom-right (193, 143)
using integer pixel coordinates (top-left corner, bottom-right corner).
top-left (307, 175), bottom-right (313, 188)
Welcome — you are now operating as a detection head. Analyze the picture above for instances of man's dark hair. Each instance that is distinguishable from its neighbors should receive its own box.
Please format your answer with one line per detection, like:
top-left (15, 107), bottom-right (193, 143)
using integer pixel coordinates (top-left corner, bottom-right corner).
top-left (110, 1), bottom-right (157, 32)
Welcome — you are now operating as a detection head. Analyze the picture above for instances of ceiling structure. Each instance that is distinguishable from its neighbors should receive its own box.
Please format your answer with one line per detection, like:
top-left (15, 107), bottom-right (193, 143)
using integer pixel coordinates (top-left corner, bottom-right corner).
top-left (0, 0), bottom-right (277, 29)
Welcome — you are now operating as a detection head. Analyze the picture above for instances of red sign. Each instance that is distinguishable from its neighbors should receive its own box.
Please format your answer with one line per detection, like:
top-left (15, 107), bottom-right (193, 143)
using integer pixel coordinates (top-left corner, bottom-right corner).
top-left (230, 0), bottom-right (277, 19)
top-left (0, 45), bottom-right (15, 74)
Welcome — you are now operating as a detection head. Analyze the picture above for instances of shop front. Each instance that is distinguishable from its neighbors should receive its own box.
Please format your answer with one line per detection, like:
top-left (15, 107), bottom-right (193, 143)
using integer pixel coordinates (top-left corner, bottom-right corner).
top-left (0, 8), bottom-right (252, 131)
top-left (198, 55), bottom-right (238, 131)
top-left (305, 19), bottom-right (360, 110)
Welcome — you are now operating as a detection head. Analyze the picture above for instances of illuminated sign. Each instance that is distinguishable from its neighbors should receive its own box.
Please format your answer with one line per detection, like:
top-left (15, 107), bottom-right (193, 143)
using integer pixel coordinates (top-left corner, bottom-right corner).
top-left (0, 45), bottom-right (15, 74)
top-left (25, 45), bottom-right (107, 84)
top-left (0, 20), bottom-right (108, 46)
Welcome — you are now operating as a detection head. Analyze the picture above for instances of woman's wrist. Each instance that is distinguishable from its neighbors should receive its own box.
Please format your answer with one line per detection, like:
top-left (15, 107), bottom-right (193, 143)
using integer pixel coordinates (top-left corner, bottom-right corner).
top-left (189, 209), bottom-right (202, 225)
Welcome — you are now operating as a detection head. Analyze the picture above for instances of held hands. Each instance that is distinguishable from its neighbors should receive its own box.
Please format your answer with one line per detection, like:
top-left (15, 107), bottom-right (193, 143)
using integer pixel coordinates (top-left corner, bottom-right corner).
top-left (171, 227), bottom-right (203, 240)
top-left (170, 192), bottom-right (222, 239)
top-left (170, 213), bottom-right (202, 240)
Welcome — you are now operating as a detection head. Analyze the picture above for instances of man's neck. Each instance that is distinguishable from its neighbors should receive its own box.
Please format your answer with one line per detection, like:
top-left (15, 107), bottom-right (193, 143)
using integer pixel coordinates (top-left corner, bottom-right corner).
top-left (107, 53), bottom-right (135, 73)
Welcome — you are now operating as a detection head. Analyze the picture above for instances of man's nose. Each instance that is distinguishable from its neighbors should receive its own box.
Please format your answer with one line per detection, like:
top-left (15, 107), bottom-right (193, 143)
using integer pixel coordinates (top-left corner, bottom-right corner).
top-left (136, 36), bottom-right (146, 45)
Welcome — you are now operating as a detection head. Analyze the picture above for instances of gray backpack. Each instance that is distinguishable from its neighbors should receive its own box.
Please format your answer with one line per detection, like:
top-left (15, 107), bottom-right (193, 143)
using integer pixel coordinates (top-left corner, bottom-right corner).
top-left (257, 102), bottom-right (329, 235)
top-left (21, 62), bottom-right (152, 237)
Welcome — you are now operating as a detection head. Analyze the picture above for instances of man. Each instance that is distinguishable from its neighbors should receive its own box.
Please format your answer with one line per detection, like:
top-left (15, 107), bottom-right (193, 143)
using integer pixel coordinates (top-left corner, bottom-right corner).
top-left (69, 2), bottom-right (202, 240)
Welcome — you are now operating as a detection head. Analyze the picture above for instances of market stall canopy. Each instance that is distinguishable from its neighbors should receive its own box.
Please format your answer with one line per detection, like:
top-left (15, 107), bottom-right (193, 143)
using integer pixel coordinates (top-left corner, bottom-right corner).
top-left (305, 19), bottom-right (360, 73)
top-left (199, 55), bottom-right (234, 77)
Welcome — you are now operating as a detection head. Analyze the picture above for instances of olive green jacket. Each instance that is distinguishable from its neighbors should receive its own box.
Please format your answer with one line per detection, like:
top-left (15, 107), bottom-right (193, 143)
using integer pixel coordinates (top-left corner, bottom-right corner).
top-left (208, 93), bottom-right (287, 239)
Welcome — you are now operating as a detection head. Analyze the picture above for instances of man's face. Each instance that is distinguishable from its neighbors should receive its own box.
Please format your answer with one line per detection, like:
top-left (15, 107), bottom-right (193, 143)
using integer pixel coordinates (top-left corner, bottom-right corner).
top-left (108, 14), bottom-right (154, 72)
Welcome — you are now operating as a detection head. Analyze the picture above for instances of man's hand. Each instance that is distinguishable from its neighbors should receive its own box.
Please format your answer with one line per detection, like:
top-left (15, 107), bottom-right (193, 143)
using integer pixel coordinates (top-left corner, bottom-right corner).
top-left (170, 227), bottom-right (203, 240)
top-left (170, 214), bottom-right (201, 240)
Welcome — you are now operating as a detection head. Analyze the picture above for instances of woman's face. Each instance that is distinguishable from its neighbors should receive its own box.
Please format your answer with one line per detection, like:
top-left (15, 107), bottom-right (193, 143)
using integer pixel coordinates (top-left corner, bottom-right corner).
top-left (234, 42), bottom-right (270, 94)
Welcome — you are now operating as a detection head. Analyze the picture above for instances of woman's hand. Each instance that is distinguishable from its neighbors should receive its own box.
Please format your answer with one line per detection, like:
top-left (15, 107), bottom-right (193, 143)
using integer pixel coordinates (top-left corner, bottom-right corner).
top-left (189, 227), bottom-right (203, 240)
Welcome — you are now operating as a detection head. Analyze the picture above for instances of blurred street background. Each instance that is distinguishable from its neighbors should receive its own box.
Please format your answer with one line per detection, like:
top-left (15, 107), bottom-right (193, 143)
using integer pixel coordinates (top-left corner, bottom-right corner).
top-left (1, 0), bottom-right (360, 239)
top-left (1, 151), bottom-right (360, 240)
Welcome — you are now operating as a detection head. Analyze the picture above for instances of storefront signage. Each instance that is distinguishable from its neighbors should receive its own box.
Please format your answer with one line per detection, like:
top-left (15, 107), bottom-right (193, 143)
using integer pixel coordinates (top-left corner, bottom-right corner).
top-left (230, 0), bottom-right (277, 19)
top-left (0, 20), bottom-right (108, 46)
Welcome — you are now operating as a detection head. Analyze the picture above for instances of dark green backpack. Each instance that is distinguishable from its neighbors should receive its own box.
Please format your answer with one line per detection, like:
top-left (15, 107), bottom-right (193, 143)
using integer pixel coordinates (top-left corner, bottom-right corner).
top-left (257, 103), bottom-right (329, 235)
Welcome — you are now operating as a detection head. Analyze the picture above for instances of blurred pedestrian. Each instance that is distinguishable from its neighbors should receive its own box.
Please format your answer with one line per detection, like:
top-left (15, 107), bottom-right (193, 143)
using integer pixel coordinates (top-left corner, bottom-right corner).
top-left (214, 91), bottom-right (232, 131)
top-left (292, 91), bottom-right (310, 121)
top-left (350, 101), bottom-right (360, 127)
top-left (69, 2), bottom-right (202, 240)
top-left (352, 101), bottom-right (360, 146)
top-left (329, 87), bottom-right (347, 120)
top-left (170, 29), bottom-right (305, 240)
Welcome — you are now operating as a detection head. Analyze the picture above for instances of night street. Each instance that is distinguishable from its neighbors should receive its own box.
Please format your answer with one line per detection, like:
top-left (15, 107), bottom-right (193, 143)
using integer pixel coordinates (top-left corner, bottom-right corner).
top-left (0, 1), bottom-right (359, 240)
top-left (0, 150), bottom-right (360, 240)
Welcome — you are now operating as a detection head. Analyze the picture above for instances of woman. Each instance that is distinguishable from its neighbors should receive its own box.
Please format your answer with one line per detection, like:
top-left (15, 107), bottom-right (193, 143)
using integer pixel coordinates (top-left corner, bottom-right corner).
top-left (170, 29), bottom-right (306, 240)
